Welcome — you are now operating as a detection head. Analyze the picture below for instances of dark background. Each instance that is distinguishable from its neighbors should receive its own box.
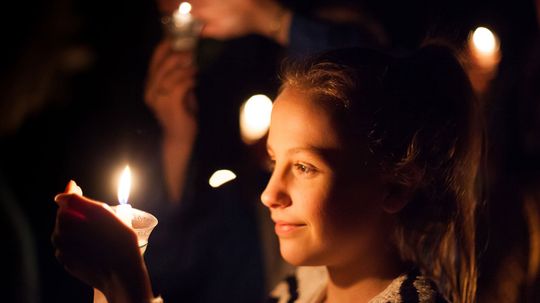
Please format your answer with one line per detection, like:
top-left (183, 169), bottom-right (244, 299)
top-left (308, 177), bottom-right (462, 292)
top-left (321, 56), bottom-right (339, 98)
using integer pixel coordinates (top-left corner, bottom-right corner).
top-left (0, 0), bottom-right (537, 302)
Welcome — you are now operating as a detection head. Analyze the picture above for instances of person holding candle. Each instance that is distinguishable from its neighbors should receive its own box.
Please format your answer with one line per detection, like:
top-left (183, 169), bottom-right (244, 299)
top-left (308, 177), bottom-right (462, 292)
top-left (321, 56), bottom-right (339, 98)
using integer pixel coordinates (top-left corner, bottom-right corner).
top-left (189, 0), bottom-right (388, 56)
top-left (53, 43), bottom-right (482, 303)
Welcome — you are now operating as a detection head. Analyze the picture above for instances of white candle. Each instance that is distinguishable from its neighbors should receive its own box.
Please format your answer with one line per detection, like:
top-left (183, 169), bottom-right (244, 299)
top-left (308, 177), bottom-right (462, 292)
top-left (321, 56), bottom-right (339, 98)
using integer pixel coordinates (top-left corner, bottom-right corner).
top-left (163, 1), bottom-right (202, 51)
top-left (173, 2), bottom-right (193, 28)
top-left (116, 165), bottom-right (133, 228)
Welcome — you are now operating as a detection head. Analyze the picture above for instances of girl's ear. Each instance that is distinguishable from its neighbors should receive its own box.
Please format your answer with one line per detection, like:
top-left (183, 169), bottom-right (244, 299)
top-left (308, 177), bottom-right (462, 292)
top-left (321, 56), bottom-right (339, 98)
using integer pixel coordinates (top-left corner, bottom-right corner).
top-left (381, 184), bottom-right (413, 214)
top-left (380, 165), bottom-right (423, 214)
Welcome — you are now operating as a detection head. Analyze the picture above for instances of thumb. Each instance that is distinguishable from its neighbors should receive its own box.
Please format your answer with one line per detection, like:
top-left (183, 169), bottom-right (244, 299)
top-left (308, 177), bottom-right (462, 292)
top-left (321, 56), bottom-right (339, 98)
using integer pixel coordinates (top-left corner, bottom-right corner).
top-left (65, 180), bottom-right (83, 195)
top-left (54, 181), bottom-right (113, 216)
top-left (54, 180), bottom-right (83, 208)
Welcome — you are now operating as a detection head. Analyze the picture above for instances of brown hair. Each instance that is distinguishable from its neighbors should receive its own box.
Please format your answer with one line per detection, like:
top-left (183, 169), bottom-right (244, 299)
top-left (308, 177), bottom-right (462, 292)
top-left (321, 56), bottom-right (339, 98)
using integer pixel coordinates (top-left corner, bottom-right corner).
top-left (280, 45), bottom-right (482, 303)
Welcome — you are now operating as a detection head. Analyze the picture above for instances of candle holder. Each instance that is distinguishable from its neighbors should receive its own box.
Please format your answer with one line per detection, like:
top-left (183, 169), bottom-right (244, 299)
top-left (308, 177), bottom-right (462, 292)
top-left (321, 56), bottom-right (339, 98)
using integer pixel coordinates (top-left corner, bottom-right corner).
top-left (93, 207), bottom-right (158, 303)
top-left (161, 10), bottom-right (202, 51)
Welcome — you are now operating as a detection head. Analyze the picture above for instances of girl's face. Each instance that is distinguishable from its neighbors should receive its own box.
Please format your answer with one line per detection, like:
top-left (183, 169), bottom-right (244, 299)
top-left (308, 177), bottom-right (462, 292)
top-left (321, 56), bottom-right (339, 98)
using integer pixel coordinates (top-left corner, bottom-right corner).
top-left (261, 87), bottom-right (391, 267)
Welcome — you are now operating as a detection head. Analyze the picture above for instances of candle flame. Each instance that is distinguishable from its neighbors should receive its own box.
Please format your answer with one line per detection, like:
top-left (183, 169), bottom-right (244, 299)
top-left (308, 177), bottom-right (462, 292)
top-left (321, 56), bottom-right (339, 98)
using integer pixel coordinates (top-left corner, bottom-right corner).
top-left (472, 27), bottom-right (499, 54)
top-left (209, 169), bottom-right (237, 188)
top-left (239, 94), bottom-right (273, 144)
top-left (178, 2), bottom-right (192, 15)
top-left (118, 166), bottom-right (131, 205)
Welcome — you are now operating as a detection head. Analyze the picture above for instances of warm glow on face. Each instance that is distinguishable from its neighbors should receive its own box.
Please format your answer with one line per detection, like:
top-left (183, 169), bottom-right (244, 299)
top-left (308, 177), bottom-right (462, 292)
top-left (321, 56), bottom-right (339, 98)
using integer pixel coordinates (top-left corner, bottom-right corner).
top-left (118, 166), bottom-right (131, 205)
top-left (178, 2), bottom-right (192, 15)
top-left (472, 27), bottom-right (499, 54)
top-left (209, 169), bottom-right (237, 188)
top-left (239, 94), bottom-right (273, 144)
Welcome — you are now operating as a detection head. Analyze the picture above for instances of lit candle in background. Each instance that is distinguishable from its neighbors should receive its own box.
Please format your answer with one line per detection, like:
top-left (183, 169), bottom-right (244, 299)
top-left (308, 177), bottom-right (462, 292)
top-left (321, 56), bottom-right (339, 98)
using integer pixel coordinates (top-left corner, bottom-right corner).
top-left (209, 169), bottom-right (237, 188)
top-left (162, 1), bottom-right (202, 51)
top-left (469, 26), bottom-right (501, 69)
top-left (173, 2), bottom-right (193, 26)
top-left (115, 165), bottom-right (133, 228)
top-left (466, 26), bottom-right (502, 96)
top-left (239, 94), bottom-right (273, 144)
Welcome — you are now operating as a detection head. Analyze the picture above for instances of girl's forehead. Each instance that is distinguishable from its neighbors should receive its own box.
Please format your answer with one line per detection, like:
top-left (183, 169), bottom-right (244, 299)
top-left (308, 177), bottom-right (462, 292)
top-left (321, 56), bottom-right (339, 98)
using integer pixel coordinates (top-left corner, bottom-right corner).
top-left (270, 87), bottom-right (343, 149)
top-left (274, 87), bottom-right (373, 157)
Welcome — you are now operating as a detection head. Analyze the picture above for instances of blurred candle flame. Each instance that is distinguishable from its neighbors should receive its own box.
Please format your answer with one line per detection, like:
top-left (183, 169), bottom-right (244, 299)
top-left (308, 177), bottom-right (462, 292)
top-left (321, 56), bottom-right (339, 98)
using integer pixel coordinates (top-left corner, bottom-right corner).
top-left (209, 169), bottom-right (237, 188)
top-left (118, 166), bottom-right (131, 205)
top-left (178, 2), bottom-right (192, 15)
top-left (467, 26), bottom-right (502, 95)
top-left (472, 27), bottom-right (499, 55)
top-left (239, 94), bottom-right (273, 144)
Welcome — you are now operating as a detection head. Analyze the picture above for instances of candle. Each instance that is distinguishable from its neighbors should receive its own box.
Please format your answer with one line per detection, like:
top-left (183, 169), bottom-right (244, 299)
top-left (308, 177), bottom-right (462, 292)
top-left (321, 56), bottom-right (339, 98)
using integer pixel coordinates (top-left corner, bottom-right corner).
top-left (94, 165), bottom-right (158, 303)
top-left (469, 26), bottom-right (501, 69)
top-left (239, 94), bottom-right (273, 144)
top-left (466, 26), bottom-right (502, 95)
top-left (209, 169), bottom-right (237, 188)
top-left (173, 2), bottom-right (193, 27)
top-left (162, 1), bottom-right (202, 51)
top-left (116, 165), bottom-right (133, 228)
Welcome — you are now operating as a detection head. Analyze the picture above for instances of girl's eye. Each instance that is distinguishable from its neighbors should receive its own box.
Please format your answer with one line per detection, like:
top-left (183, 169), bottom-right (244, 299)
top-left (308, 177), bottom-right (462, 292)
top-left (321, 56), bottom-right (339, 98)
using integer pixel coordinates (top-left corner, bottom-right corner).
top-left (294, 163), bottom-right (317, 175)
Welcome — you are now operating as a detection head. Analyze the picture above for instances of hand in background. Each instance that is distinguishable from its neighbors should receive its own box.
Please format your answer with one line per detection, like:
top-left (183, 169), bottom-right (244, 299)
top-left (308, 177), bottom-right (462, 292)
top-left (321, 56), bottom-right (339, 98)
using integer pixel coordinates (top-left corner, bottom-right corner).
top-left (145, 40), bottom-right (198, 144)
top-left (145, 40), bottom-right (198, 203)
top-left (191, 0), bottom-right (292, 44)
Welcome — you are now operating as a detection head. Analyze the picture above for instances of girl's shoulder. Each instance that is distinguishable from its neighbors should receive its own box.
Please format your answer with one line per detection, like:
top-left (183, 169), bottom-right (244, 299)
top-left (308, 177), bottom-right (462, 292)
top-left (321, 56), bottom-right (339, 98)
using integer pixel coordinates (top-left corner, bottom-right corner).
top-left (371, 270), bottom-right (449, 303)
top-left (265, 267), bottom-right (449, 303)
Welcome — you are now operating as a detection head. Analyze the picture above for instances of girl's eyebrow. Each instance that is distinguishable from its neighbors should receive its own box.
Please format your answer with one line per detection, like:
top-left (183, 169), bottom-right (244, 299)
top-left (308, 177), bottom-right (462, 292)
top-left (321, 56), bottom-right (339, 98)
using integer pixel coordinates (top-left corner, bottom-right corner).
top-left (287, 147), bottom-right (325, 156)
top-left (266, 144), bottom-right (324, 156)
top-left (282, 146), bottom-right (344, 164)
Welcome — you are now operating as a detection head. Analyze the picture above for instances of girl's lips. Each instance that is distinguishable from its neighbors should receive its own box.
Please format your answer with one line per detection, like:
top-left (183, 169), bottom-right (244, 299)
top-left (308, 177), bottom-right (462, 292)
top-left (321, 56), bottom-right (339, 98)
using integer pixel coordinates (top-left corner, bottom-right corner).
top-left (274, 221), bottom-right (306, 236)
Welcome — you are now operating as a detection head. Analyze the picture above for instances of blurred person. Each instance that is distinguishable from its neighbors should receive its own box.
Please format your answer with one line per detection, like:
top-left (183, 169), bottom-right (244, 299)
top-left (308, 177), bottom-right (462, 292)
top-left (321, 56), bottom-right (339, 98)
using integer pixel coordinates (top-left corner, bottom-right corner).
top-left (189, 0), bottom-right (388, 55)
top-left (474, 1), bottom-right (540, 302)
top-left (156, 0), bottom-right (388, 56)
top-left (52, 43), bottom-right (482, 303)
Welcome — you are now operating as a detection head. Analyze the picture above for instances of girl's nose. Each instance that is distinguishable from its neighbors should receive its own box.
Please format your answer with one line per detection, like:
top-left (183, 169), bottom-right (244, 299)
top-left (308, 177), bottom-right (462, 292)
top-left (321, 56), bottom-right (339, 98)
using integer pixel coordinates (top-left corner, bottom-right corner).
top-left (260, 170), bottom-right (291, 209)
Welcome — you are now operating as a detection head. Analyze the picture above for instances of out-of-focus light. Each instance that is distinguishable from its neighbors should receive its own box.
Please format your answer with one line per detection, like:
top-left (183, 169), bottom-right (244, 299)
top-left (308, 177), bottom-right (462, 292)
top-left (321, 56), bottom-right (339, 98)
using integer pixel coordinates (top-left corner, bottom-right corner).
top-left (209, 169), bottom-right (237, 188)
top-left (471, 27), bottom-right (499, 54)
top-left (239, 94), bottom-right (273, 144)
top-left (467, 26), bottom-right (502, 95)
top-left (178, 2), bottom-right (192, 15)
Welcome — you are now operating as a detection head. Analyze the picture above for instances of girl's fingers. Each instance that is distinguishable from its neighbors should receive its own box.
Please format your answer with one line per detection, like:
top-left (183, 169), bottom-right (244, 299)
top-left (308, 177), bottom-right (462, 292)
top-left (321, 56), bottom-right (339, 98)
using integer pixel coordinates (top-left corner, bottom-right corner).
top-left (54, 193), bottom-right (114, 221)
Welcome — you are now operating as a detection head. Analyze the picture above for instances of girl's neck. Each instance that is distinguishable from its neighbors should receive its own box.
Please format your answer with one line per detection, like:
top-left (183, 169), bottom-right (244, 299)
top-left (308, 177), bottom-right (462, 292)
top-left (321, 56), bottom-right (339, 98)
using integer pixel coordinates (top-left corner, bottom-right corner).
top-left (324, 251), bottom-right (405, 303)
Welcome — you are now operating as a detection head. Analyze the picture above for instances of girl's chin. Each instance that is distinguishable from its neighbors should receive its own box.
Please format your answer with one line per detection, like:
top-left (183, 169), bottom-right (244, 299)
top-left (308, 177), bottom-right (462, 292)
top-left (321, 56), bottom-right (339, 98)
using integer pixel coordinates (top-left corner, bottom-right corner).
top-left (279, 242), bottom-right (324, 266)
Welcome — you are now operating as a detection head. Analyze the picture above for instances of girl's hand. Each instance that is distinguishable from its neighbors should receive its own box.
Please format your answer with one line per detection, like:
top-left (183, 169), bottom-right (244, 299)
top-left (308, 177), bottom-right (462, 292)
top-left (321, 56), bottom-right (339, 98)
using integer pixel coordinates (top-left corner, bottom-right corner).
top-left (52, 181), bottom-right (151, 302)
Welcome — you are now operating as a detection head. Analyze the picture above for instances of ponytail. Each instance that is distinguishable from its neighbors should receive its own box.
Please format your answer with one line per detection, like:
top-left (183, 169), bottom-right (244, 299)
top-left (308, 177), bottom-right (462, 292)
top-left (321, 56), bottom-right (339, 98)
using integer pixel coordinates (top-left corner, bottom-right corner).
top-left (378, 43), bottom-right (481, 303)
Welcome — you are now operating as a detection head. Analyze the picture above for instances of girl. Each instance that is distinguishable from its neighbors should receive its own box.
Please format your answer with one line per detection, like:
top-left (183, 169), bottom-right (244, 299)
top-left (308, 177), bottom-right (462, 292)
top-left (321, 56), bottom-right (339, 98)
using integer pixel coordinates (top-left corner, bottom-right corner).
top-left (53, 44), bottom-right (482, 303)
